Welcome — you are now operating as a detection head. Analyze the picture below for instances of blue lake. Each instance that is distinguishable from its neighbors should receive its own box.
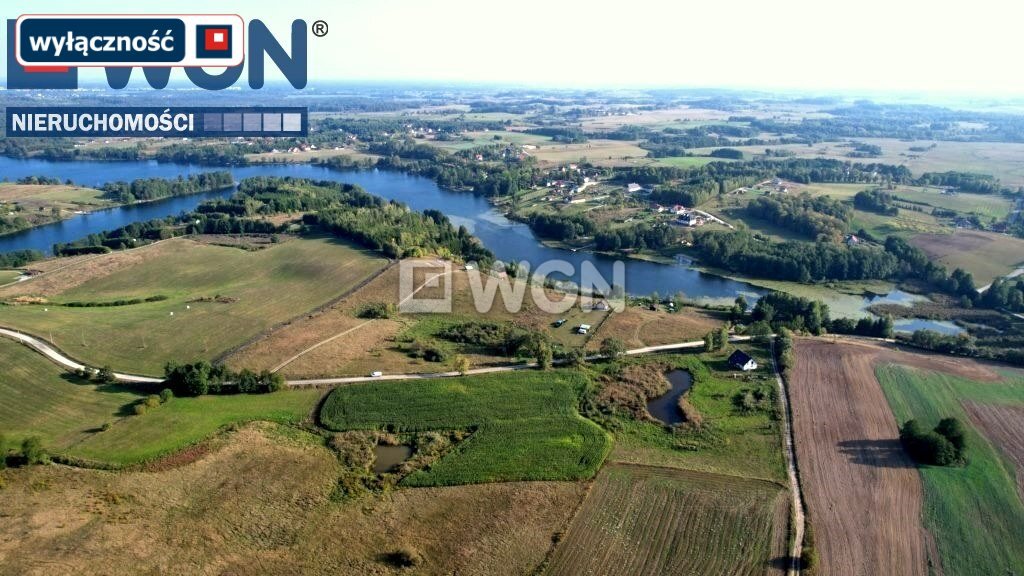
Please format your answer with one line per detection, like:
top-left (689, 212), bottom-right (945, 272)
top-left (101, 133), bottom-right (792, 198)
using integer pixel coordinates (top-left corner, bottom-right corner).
top-left (0, 157), bottom-right (762, 302)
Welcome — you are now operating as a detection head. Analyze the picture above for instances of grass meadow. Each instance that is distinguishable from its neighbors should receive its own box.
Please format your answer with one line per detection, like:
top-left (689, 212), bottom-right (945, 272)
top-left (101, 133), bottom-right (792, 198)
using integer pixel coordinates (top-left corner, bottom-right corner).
top-left (0, 336), bottom-right (322, 466)
top-left (607, 351), bottom-right (787, 483)
top-left (0, 236), bottom-right (387, 375)
top-left (877, 364), bottom-right (1024, 575)
top-left (320, 370), bottom-right (612, 485)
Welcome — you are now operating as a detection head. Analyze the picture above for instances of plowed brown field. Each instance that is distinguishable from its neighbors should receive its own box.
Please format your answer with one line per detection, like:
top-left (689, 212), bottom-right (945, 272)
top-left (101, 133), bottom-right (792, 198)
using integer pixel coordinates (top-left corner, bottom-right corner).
top-left (789, 339), bottom-right (957, 576)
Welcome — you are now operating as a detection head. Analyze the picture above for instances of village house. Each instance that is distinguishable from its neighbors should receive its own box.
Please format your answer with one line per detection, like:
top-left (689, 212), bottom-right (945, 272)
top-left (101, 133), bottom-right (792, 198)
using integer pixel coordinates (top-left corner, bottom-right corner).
top-left (728, 350), bottom-right (758, 371)
top-left (674, 212), bottom-right (706, 227)
top-left (626, 182), bottom-right (644, 194)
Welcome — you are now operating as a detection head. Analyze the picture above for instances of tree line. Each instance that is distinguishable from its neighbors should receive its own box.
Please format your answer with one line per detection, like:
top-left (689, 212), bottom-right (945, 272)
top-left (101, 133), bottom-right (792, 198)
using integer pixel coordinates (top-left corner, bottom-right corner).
top-left (163, 361), bottom-right (284, 397)
top-left (750, 291), bottom-right (894, 338)
top-left (100, 171), bottom-right (234, 203)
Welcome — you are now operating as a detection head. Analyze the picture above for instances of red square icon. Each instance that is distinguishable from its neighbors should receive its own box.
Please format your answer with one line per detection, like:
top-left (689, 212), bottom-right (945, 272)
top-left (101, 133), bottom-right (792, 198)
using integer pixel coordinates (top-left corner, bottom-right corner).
top-left (204, 28), bottom-right (230, 51)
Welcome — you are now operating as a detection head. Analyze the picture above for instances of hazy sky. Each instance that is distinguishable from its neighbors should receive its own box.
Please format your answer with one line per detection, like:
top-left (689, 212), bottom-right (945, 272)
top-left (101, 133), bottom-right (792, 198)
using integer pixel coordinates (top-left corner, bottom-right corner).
top-left (4, 0), bottom-right (1021, 95)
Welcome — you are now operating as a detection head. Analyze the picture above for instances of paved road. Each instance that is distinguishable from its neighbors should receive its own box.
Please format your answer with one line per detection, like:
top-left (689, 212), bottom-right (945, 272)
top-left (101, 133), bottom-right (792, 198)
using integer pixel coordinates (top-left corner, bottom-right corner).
top-left (770, 337), bottom-right (805, 576)
top-left (0, 324), bottom-right (750, 387)
top-left (287, 335), bottom-right (753, 387)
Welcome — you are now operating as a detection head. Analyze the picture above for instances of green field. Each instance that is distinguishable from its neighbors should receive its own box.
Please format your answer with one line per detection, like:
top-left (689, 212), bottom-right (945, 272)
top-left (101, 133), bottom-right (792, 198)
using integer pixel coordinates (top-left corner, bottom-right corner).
top-left (319, 370), bottom-right (612, 486)
top-left (801, 181), bottom-right (1012, 222)
top-left (708, 182), bottom-right (953, 242)
top-left (609, 352), bottom-right (786, 483)
top-left (0, 269), bottom-right (23, 285)
top-left (877, 364), bottom-right (1024, 575)
top-left (69, 388), bottom-right (321, 465)
top-left (0, 183), bottom-right (112, 209)
top-left (690, 139), bottom-right (1024, 188)
top-left (0, 336), bottom-right (321, 466)
top-left (425, 130), bottom-right (553, 152)
top-left (0, 184), bottom-right (115, 233)
top-left (649, 155), bottom-right (727, 168)
top-left (0, 338), bottom-right (141, 448)
top-left (0, 237), bottom-right (388, 375)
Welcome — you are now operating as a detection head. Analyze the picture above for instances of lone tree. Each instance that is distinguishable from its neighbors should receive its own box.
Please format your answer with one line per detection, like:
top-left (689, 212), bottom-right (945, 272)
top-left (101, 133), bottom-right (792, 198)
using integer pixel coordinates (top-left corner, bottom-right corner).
top-left (21, 436), bottom-right (46, 465)
top-left (536, 341), bottom-right (553, 370)
top-left (599, 337), bottom-right (627, 360)
top-left (452, 355), bottom-right (471, 375)
top-left (96, 365), bottom-right (116, 384)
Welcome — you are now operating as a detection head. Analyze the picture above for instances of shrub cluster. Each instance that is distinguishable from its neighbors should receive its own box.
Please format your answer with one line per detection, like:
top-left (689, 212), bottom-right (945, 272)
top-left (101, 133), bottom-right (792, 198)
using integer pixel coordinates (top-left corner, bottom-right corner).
top-left (899, 417), bottom-right (967, 466)
top-left (357, 301), bottom-right (397, 319)
top-left (163, 361), bottom-right (285, 397)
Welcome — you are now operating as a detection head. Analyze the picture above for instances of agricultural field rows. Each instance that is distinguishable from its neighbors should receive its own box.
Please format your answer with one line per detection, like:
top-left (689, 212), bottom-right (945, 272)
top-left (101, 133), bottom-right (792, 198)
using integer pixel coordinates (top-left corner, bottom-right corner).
top-left (789, 340), bottom-right (932, 576)
top-left (545, 464), bottom-right (788, 576)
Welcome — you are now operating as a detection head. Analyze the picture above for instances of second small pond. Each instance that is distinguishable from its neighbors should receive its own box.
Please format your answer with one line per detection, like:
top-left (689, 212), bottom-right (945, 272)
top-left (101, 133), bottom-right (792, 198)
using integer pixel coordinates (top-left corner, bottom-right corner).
top-left (373, 444), bottom-right (414, 474)
top-left (646, 369), bottom-right (693, 425)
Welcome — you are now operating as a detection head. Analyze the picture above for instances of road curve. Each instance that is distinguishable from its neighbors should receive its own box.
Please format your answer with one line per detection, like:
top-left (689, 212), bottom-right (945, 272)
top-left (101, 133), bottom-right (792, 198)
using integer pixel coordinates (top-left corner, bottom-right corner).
top-left (0, 327), bottom-right (163, 384)
top-left (0, 324), bottom-right (750, 387)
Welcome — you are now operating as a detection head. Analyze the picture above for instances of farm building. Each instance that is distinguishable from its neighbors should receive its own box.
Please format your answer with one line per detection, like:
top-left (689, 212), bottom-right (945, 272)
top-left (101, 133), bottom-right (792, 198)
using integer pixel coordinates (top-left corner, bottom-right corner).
top-left (728, 350), bottom-right (758, 371)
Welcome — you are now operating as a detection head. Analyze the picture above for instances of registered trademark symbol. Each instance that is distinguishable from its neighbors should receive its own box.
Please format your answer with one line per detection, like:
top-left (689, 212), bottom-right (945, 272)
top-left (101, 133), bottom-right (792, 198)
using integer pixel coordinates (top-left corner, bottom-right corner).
top-left (312, 20), bottom-right (328, 37)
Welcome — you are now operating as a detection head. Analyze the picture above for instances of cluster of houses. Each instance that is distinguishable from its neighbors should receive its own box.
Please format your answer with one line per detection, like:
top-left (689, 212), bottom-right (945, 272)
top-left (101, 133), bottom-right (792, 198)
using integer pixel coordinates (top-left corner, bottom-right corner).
top-left (472, 143), bottom-right (534, 163)
top-left (268, 143), bottom-right (339, 154)
top-left (650, 203), bottom-right (708, 227)
top-left (733, 178), bottom-right (790, 197)
top-left (540, 165), bottom-right (603, 203)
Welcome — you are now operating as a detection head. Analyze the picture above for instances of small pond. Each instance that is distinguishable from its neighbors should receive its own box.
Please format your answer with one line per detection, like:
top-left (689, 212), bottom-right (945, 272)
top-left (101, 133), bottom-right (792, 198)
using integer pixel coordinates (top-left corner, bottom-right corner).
top-left (373, 444), bottom-right (413, 474)
top-left (646, 370), bottom-right (693, 425)
top-left (864, 289), bottom-right (927, 307)
top-left (892, 318), bottom-right (965, 336)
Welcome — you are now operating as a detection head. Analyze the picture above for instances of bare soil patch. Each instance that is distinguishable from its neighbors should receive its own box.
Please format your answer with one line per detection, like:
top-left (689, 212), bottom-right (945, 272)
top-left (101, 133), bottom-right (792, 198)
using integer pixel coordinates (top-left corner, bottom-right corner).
top-left (591, 306), bottom-right (720, 349)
